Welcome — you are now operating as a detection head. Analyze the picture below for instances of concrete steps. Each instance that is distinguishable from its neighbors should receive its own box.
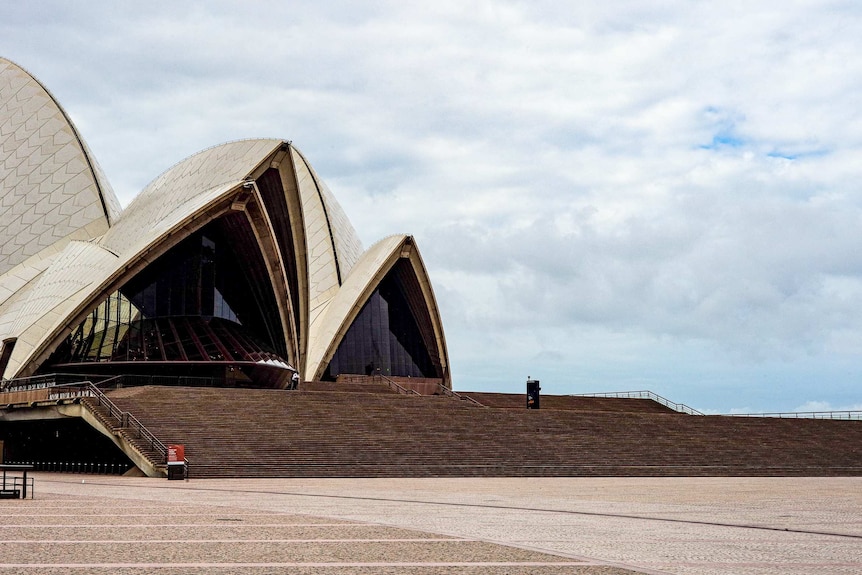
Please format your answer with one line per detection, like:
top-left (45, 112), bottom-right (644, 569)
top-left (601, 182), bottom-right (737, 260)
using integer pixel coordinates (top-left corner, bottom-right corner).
top-left (105, 386), bottom-right (862, 478)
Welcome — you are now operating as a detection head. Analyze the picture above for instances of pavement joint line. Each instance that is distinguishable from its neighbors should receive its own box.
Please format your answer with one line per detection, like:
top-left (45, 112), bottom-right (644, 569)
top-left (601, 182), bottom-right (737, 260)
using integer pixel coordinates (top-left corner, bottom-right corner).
top-left (0, 513), bottom-right (344, 517)
top-left (3, 538), bottom-right (466, 543)
top-left (447, 537), bottom-right (669, 575)
top-left (0, 524), bottom-right (379, 528)
top-left (0, 562), bottom-right (595, 568)
top-left (638, 562), bottom-right (862, 568)
top-left (42, 477), bottom-right (861, 541)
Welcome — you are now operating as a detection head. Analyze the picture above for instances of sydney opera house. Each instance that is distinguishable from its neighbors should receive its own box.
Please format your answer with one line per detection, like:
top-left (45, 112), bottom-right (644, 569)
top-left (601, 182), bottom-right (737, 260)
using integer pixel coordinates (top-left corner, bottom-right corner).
top-left (0, 56), bottom-right (450, 390)
top-left (2, 56), bottom-right (860, 482)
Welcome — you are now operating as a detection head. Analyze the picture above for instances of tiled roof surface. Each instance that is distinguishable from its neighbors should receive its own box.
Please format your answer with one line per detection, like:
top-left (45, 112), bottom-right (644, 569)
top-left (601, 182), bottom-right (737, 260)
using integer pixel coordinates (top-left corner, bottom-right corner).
top-left (0, 58), bottom-right (119, 276)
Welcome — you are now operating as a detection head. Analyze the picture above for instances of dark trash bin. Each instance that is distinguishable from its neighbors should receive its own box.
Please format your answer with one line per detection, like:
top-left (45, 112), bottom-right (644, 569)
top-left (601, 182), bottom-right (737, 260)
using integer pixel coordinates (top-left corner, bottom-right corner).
top-left (527, 379), bottom-right (541, 409)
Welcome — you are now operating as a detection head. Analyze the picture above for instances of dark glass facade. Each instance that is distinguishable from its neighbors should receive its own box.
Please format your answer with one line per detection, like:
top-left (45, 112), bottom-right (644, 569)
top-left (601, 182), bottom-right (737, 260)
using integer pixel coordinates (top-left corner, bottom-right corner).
top-left (37, 205), bottom-right (445, 389)
top-left (45, 215), bottom-right (291, 381)
top-left (325, 260), bottom-right (439, 379)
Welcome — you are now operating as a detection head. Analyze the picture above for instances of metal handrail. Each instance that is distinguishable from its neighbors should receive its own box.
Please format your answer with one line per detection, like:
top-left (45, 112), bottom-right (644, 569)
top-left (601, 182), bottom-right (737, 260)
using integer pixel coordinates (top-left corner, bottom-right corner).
top-left (83, 382), bottom-right (168, 460)
top-left (96, 373), bottom-right (221, 388)
top-left (90, 374), bottom-right (124, 390)
top-left (375, 372), bottom-right (421, 396)
top-left (2, 372), bottom-right (224, 393)
top-left (722, 410), bottom-right (862, 420)
top-left (372, 373), bottom-right (484, 406)
top-left (436, 383), bottom-right (485, 407)
top-left (1, 373), bottom-right (93, 392)
top-left (1, 373), bottom-right (54, 391)
top-left (569, 390), bottom-right (704, 415)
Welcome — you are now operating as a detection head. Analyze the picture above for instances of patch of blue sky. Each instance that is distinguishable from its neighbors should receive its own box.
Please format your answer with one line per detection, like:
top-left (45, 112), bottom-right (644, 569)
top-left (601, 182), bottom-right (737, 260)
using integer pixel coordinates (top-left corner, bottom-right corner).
top-left (699, 106), bottom-right (746, 151)
top-left (700, 133), bottom-right (745, 150)
top-left (766, 148), bottom-right (830, 160)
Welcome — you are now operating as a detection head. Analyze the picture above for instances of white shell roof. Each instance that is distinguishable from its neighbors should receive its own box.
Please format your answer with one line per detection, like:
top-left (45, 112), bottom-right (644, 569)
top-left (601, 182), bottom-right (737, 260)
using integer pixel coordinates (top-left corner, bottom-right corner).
top-left (3, 241), bottom-right (118, 376)
top-left (0, 58), bottom-right (120, 277)
top-left (0, 137), bottom-right (386, 380)
top-left (101, 139), bottom-right (282, 255)
top-left (0, 57), bottom-right (448, 385)
top-left (304, 234), bottom-right (449, 383)
top-left (6, 140), bottom-right (284, 376)
top-left (291, 147), bottom-right (363, 278)
top-left (305, 235), bottom-right (406, 381)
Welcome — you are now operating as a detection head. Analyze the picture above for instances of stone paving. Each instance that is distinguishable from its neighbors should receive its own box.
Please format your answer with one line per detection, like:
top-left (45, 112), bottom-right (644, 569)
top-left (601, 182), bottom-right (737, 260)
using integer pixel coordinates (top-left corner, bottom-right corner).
top-left (1, 475), bottom-right (860, 574)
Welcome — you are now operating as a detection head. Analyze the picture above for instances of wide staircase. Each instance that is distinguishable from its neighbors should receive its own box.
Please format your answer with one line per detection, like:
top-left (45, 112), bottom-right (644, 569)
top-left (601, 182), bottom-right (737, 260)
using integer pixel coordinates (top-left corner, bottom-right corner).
top-left (104, 385), bottom-right (862, 478)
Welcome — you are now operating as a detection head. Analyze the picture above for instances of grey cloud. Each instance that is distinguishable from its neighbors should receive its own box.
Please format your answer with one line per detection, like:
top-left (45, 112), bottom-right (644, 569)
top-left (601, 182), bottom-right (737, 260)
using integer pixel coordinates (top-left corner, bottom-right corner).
top-left (424, 159), bottom-right (862, 357)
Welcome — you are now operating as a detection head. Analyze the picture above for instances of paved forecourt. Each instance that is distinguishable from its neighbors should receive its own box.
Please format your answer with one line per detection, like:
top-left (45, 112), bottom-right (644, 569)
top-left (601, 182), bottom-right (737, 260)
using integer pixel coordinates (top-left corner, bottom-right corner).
top-left (0, 474), bottom-right (635, 575)
top-left (1, 475), bottom-right (861, 574)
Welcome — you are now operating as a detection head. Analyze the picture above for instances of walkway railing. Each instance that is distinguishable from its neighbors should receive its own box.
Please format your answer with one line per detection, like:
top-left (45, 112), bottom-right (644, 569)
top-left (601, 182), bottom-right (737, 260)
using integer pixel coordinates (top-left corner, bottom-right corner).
top-left (722, 410), bottom-right (862, 420)
top-left (569, 390), bottom-right (705, 415)
top-left (1, 373), bottom-right (97, 392)
top-left (2, 372), bottom-right (223, 393)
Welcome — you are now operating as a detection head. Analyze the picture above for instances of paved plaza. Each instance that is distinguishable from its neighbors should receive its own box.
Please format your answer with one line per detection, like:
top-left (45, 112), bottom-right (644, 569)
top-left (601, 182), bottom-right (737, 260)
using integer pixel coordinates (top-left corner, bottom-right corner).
top-left (0, 475), bottom-right (860, 574)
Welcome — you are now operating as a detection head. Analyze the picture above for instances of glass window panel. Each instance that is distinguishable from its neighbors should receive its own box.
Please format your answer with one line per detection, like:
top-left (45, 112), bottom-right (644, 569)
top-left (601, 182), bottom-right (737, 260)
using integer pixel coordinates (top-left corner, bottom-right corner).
top-left (42, 216), bottom-right (290, 373)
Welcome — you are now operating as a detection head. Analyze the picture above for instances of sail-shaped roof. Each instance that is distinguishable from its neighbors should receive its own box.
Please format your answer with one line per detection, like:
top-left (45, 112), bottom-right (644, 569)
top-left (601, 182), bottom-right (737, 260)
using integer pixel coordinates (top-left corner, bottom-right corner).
top-left (0, 58), bottom-right (120, 277)
top-left (0, 57), bottom-right (449, 388)
top-left (1, 57), bottom-right (122, 365)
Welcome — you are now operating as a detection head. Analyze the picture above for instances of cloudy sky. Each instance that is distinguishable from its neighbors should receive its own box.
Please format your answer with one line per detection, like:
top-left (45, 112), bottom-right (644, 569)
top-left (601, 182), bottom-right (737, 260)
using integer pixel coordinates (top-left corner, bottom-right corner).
top-left (3, 1), bottom-right (862, 412)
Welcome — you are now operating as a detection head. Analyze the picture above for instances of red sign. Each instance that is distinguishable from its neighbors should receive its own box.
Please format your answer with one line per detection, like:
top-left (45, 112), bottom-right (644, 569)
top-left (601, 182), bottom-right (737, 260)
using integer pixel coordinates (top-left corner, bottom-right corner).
top-left (167, 444), bottom-right (185, 464)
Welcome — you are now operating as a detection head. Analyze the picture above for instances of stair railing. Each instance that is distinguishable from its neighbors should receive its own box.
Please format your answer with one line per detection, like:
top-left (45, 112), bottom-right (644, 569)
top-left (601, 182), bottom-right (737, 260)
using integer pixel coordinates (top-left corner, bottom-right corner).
top-left (82, 382), bottom-right (168, 462)
top-left (372, 372), bottom-right (483, 405)
top-left (375, 372), bottom-right (421, 395)
top-left (570, 390), bottom-right (704, 415)
top-left (434, 383), bottom-right (485, 407)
